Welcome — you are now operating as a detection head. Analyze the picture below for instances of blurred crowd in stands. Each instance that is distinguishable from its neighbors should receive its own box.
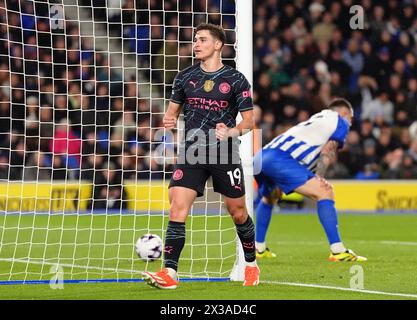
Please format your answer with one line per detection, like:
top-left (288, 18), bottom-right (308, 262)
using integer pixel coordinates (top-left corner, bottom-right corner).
top-left (253, 0), bottom-right (417, 180)
top-left (0, 0), bottom-right (417, 210)
top-left (0, 0), bottom-right (235, 210)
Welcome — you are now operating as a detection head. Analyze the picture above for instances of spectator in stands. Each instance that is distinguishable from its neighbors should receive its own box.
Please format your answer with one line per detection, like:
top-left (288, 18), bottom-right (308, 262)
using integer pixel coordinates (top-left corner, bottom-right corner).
top-left (50, 118), bottom-right (82, 170)
top-left (0, 151), bottom-right (9, 180)
top-left (90, 161), bottom-right (126, 211)
top-left (39, 105), bottom-right (53, 153)
top-left (355, 163), bottom-right (380, 180)
top-left (408, 139), bottom-right (417, 162)
top-left (9, 138), bottom-right (24, 180)
top-left (325, 154), bottom-right (350, 179)
top-left (25, 96), bottom-right (39, 135)
top-left (343, 39), bottom-right (363, 74)
top-left (406, 78), bottom-right (417, 114)
top-left (81, 154), bottom-right (105, 182)
top-left (259, 110), bottom-right (275, 146)
top-left (25, 96), bottom-right (40, 152)
top-left (254, 72), bottom-right (272, 111)
top-left (308, 2), bottom-right (325, 26)
top-left (312, 12), bottom-right (336, 43)
top-left (398, 153), bottom-right (417, 179)
top-left (382, 148), bottom-right (404, 179)
top-left (113, 111), bottom-right (137, 141)
top-left (338, 130), bottom-right (363, 176)
top-left (24, 151), bottom-right (49, 181)
top-left (361, 90), bottom-right (394, 125)
top-left (394, 92), bottom-right (413, 127)
top-left (399, 128), bottom-right (412, 151)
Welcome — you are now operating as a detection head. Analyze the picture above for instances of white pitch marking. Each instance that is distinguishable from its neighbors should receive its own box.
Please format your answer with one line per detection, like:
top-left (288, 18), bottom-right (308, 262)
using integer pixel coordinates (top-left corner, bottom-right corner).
top-left (262, 280), bottom-right (417, 299)
top-left (380, 241), bottom-right (417, 246)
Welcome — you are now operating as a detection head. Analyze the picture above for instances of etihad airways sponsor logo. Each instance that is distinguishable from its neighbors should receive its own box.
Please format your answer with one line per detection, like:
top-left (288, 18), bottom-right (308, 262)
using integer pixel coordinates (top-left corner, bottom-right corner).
top-left (187, 97), bottom-right (229, 110)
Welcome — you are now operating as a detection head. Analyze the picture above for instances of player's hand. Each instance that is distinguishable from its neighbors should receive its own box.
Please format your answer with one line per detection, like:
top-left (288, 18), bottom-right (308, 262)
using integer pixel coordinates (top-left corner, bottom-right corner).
top-left (215, 123), bottom-right (230, 141)
top-left (163, 115), bottom-right (177, 130)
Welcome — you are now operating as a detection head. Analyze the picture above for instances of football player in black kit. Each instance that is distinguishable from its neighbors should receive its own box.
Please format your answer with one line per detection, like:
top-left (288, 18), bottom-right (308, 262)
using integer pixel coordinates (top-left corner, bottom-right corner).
top-left (143, 23), bottom-right (259, 289)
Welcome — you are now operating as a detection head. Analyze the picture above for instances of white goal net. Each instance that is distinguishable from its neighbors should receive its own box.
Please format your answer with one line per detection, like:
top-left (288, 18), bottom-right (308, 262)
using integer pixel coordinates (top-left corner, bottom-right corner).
top-left (0, 0), bottom-right (251, 284)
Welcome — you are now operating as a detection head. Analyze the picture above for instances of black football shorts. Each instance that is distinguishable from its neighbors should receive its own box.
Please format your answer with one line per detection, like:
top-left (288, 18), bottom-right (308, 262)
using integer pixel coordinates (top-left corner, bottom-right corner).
top-left (169, 162), bottom-right (245, 198)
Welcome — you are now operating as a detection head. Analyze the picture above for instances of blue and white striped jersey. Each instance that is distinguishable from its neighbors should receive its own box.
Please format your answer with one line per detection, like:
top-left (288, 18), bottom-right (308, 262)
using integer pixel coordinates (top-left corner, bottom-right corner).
top-left (263, 110), bottom-right (350, 171)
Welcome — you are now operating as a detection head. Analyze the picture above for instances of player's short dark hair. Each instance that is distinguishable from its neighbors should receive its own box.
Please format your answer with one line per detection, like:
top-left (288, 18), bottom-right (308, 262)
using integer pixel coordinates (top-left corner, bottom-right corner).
top-left (195, 23), bottom-right (226, 47)
top-left (327, 98), bottom-right (353, 113)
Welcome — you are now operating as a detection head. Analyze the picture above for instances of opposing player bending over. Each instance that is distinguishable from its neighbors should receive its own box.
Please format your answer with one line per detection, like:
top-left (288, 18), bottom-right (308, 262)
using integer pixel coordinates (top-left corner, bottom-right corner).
top-left (254, 98), bottom-right (367, 262)
top-left (142, 23), bottom-right (259, 289)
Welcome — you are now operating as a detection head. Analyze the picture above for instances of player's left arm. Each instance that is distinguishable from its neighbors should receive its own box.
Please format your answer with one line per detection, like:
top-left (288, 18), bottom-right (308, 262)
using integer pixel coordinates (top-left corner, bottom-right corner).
top-left (215, 109), bottom-right (254, 140)
top-left (233, 109), bottom-right (255, 136)
top-left (315, 140), bottom-right (338, 178)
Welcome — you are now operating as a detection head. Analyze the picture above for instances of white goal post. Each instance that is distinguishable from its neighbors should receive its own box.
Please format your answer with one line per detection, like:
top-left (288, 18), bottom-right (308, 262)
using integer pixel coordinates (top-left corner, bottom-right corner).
top-left (231, 0), bottom-right (253, 282)
top-left (0, 0), bottom-right (253, 284)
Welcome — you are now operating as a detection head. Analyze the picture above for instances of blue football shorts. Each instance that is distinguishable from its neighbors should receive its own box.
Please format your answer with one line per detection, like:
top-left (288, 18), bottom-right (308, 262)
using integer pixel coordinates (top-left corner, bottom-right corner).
top-left (254, 148), bottom-right (315, 197)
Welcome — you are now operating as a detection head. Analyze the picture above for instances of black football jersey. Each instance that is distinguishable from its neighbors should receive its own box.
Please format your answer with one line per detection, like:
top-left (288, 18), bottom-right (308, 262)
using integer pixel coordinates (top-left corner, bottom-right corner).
top-left (170, 63), bottom-right (253, 161)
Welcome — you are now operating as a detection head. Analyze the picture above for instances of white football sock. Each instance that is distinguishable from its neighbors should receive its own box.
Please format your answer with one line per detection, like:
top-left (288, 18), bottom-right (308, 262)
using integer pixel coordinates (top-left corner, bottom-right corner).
top-left (330, 242), bottom-right (346, 254)
top-left (255, 241), bottom-right (266, 252)
top-left (246, 260), bottom-right (258, 267)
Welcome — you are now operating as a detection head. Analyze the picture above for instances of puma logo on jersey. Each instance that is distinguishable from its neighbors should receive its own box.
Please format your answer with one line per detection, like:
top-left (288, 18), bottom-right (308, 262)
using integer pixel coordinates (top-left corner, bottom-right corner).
top-left (189, 80), bottom-right (197, 88)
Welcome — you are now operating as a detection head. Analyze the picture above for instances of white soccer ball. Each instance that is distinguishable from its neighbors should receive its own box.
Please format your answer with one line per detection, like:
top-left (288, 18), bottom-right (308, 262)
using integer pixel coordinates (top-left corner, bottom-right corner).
top-left (135, 234), bottom-right (163, 262)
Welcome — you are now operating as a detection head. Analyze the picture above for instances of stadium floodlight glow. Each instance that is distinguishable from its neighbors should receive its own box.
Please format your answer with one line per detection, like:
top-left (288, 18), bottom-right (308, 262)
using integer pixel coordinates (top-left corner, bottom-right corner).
top-left (0, 0), bottom-right (252, 284)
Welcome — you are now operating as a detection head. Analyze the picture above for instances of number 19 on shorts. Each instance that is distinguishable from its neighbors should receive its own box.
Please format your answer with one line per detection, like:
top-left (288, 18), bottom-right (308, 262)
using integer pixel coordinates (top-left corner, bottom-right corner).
top-left (227, 168), bottom-right (241, 186)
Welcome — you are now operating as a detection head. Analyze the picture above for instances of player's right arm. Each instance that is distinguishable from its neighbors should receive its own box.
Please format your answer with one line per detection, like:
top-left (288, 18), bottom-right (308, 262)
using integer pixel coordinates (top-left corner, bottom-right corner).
top-left (164, 70), bottom-right (185, 129)
top-left (315, 140), bottom-right (338, 178)
top-left (315, 112), bottom-right (350, 177)
top-left (163, 102), bottom-right (183, 129)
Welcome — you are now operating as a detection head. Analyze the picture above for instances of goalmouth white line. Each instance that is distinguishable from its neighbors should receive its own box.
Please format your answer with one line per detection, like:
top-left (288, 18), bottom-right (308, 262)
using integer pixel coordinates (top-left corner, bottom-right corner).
top-left (0, 258), bottom-right (142, 274)
top-left (262, 280), bottom-right (417, 299)
top-left (2, 258), bottom-right (417, 298)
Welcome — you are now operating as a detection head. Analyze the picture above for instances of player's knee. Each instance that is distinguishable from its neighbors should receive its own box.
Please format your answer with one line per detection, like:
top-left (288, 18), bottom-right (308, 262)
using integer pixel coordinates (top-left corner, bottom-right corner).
top-left (313, 184), bottom-right (334, 201)
top-left (232, 211), bottom-right (248, 224)
top-left (227, 204), bottom-right (247, 224)
top-left (262, 188), bottom-right (281, 205)
top-left (262, 195), bottom-right (276, 206)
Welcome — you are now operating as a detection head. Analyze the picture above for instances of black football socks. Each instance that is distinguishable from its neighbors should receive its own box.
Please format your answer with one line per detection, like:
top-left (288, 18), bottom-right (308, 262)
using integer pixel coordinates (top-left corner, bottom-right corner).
top-left (235, 216), bottom-right (256, 262)
top-left (164, 221), bottom-right (186, 271)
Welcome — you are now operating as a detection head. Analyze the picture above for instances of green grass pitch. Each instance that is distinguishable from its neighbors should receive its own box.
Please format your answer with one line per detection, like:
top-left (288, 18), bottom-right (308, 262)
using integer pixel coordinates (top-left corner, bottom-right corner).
top-left (1, 213), bottom-right (417, 300)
